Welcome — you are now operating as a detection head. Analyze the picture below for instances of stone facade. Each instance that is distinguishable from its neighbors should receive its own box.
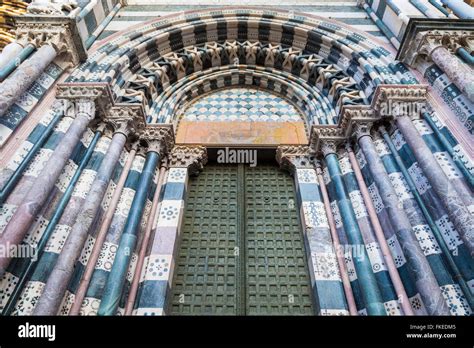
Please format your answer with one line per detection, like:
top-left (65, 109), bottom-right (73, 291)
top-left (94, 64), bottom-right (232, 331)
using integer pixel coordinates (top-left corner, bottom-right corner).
top-left (0, 2), bottom-right (472, 316)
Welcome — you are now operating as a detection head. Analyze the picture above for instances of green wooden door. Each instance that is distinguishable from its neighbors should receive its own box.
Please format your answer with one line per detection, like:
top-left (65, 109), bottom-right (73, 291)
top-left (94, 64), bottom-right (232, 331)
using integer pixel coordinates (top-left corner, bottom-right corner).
top-left (170, 164), bottom-right (314, 315)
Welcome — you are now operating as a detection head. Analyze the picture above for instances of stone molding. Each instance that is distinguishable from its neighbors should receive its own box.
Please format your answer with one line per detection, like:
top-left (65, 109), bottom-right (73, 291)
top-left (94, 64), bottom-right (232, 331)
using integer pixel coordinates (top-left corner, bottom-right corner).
top-left (275, 145), bottom-right (315, 172)
top-left (15, 15), bottom-right (87, 65)
top-left (168, 145), bottom-right (208, 176)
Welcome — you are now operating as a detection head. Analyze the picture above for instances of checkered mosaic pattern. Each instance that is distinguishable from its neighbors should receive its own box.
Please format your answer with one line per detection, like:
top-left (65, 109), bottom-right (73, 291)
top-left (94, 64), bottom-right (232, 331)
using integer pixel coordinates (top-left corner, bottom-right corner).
top-left (183, 87), bottom-right (302, 122)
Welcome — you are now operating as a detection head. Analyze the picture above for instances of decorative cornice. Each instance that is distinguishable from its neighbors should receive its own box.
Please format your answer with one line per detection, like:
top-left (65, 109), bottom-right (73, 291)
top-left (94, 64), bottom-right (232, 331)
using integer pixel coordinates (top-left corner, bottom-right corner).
top-left (140, 124), bottom-right (175, 156)
top-left (275, 145), bottom-right (315, 172)
top-left (15, 15), bottom-right (87, 65)
top-left (396, 18), bottom-right (474, 66)
top-left (168, 145), bottom-right (208, 176)
top-left (56, 82), bottom-right (114, 118)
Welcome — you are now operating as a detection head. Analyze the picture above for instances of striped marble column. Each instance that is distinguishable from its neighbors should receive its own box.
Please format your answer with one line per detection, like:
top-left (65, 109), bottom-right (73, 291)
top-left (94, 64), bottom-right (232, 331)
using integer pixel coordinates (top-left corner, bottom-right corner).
top-left (134, 146), bottom-right (206, 315)
top-left (0, 44), bottom-right (56, 117)
top-left (322, 141), bottom-right (386, 316)
top-left (0, 99), bottom-right (96, 278)
top-left (72, 153), bottom-right (147, 315)
top-left (68, 145), bottom-right (137, 315)
top-left (354, 147), bottom-right (428, 315)
top-left (385, 127), bottom-right (474, 298)
top-left (99, 126), bottom-right (174, 316)
top-left (338, 147), bottom-right (403, 315)
top-left (0, 41), bottom-right (24, 71)
top-left (375, 131), bottom-right (471, 315)
top-left (33, 119), bottom-right (133, 315)
top-left (346, 144), bottom-right (413, 315)
top-left (277, 146), bottom-right (350, 316)
top-left (125, 162), bottom-right (168, 315)
top-left (395, 115), bottom-right (474, 253)
top-left (7, 130), bottom-right (108, 315)
top-left (356, 124), bottom-right (451, 315)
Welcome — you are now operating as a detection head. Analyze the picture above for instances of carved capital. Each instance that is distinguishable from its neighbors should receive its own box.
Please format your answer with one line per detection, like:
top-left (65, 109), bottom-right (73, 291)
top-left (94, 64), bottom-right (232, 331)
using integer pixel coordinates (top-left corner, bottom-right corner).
top-left (56, 83), bottom-right (114, 118)
top-left (140, 124), bottom-right (175, 156)
top-left (15, 15), bottom-right (86, 66)
top-left (310, 125), bottom-right (345, 156)
top-left (371, 84), bottom-right (429, 119)
top-left (352, 122), bottom-right (372, 140)
top-left (168, 146), bottom-right (208, 176)
top-left (104, 104), bottom-right (147, 139)
top-left (275, 145), bottom-right (315, 172)
top-left (75, 99), bottom-right (95, 121)
top-left (320, 140), bottom-right (339, 157)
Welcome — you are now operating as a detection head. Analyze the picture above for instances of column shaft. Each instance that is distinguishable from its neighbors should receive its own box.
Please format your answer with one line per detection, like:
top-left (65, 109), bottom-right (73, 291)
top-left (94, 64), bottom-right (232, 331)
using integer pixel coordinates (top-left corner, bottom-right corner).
top-left (429, 45), bottom-right (474, 103)
top-left (346, 147), bottom-right (414, 315)
top-left (0, 42), bottom-right (24, 71)
top-left (358, 134), bottom-right (450, 315)
top-left (125, 164), bottom-right (167, 315)
top-left (98, 150), bottom-right (160, 316)
top-left (325, 152), bottom-right (386, 315)
top-left (315, 165), bottom-right (358, 315)
top-left (0, 104), bottom-right (94, 277)
top-left (440, 0), bottom-right (474, 18)
top-left (69, 147), bottom-right (137, 315)
top-left (1, 130), bottom-right (102, 315)
top-left (0, 45), bottom-right (57, 116)
top-left (33, 131), bottom-right (127, 315)
top-left (396, 116), bottom-right (474, 253)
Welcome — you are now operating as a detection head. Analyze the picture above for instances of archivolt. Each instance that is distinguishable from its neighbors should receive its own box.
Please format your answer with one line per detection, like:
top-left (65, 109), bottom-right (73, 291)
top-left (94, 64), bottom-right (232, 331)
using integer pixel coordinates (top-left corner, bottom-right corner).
top-left (66, 8), bottom-right (417, 123)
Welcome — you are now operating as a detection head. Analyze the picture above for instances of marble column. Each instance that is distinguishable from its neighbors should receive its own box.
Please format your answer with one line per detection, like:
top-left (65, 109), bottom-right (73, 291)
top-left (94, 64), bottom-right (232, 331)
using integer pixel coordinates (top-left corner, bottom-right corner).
top-left (0, 44), bottom-right (57, 116)
top-left (395, 115), bottom-right (474, 253)
top-left (125, 161), bottom-right (168, 315)
top-left (322, 141), bottom-right (386, 316)
top-left (0, 99), bottom-right (95, 278)
top-left (346, 144), bottom-right (413, 315)
top-left (0, 42), bottom-right (24, 71)
top-left (69, 145), bottom-right (138, 315)
top-left (426, 43), bottom-right (474, 103)
top-left (33, 121), bottom-right (130, 315)
top-left (356, 125), bottom-right (450, 315)
top-left (98, 138), bottom-right (165, 316)
top-left (315, 162), bottom-right (358, 315)
top-left (440, 0), bottom-right (474, 19)
top-left (134, 146), bottom-right (206, 315)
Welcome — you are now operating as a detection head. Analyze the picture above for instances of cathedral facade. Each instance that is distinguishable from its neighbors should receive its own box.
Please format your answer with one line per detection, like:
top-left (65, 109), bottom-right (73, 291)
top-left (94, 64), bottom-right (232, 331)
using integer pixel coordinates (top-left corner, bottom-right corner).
top-left (0, 0), bottom-right (473, 316)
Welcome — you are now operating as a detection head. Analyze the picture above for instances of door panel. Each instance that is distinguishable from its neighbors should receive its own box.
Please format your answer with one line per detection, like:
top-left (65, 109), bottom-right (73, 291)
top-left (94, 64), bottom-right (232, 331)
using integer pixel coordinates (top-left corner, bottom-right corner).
top-left (170, 164), bottom-right (314, 315)
top-left (170, 165), bottom-right (239, 315)
top-left (245, 165), bottom-right (314, 315)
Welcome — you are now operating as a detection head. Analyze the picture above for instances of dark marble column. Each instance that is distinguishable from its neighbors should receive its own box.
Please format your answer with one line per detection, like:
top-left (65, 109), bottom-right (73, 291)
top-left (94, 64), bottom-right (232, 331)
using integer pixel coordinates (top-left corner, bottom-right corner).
top-left (322, 141), bottom-right (386, 316)
top-left (0, 99), bottom-right (95, 278)
top-left (396, 115), bottom-right (474, 253)
top-left (0, 44), bottom-right (57, 116)
top-left (356, 125), bottom-right (450, 315)
top-left (33, 124), bottom-right (130, 315)
top-left (98, 147), bottom-right (161, 316)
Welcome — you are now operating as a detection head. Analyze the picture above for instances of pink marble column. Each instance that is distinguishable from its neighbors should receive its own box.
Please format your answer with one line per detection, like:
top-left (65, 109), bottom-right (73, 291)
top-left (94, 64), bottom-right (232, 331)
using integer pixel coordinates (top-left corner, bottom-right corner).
top-left (0, 42), bottom-right (24, 71)
top-left (346, 144), bottom-right (414, 315)
top-left (0, 44), bottom-right (57, 116)
top-left (69, 146), bottom-right (137, 315)
top-left (315, 163), bottom-right (358, 316)
top-left (430, 45), bottom-right (474, 103)
top-left (0, 99), bottom-right (95, 278)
